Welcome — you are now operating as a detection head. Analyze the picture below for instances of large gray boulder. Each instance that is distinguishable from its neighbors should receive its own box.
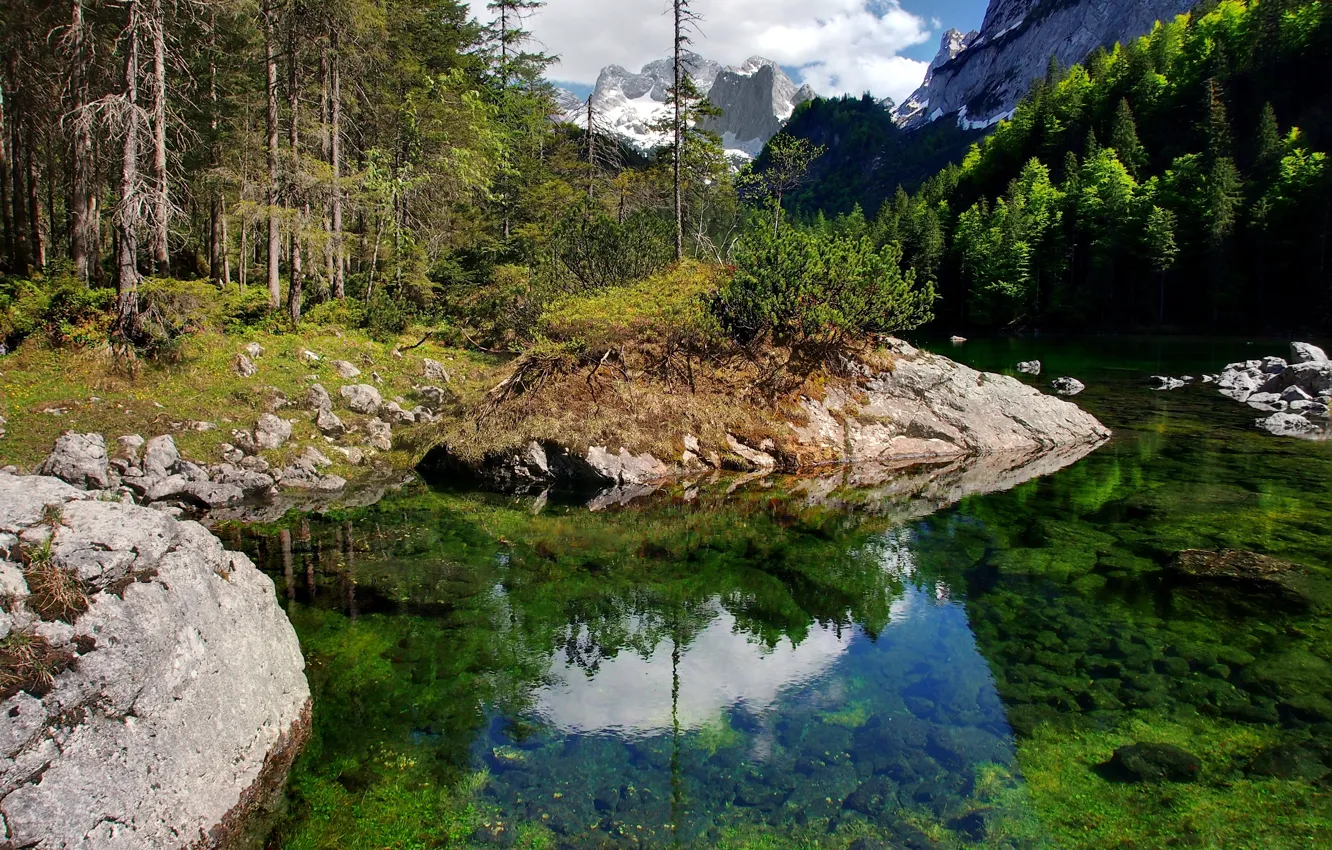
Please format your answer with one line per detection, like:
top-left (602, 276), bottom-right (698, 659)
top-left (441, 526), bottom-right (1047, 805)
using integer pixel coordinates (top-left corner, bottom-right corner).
top-left (1291, 342), bottom-right (1328, 364)
top-left (790, 342), bottom-right (1107, 463)
top-left (0, 471), bottom-right (310, 848)
top-left (1256, 412), bottom-right (1320, 437)
top-left (38, 433), bottom-right (109, 490)
top-left (340, 384), bottom-right (382, 415)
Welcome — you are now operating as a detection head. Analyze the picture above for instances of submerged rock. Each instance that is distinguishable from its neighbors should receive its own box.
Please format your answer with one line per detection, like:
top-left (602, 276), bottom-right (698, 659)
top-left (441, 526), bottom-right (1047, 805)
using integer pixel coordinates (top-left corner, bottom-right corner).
top-left (1171, 549), bottom-right (1304, 583)
top-left (0, 471), bottom-right (310, 848)
top-left (1105, 743), bottom-right (1201, 782)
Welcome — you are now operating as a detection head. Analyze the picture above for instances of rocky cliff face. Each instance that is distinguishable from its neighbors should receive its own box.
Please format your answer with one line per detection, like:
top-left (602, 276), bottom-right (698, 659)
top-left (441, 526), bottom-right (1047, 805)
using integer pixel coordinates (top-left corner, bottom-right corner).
top-left (895, 0), bottom-right (1194, 131)
top-left (0, 472), bottom-right (310, 848)
top-left (560, 53), bottom-right (814, 157)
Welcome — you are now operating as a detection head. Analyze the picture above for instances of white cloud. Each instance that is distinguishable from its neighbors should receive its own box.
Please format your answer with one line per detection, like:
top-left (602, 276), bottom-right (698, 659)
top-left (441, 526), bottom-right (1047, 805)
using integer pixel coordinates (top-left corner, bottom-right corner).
top-left (468, 0), bottom-right (932, 104)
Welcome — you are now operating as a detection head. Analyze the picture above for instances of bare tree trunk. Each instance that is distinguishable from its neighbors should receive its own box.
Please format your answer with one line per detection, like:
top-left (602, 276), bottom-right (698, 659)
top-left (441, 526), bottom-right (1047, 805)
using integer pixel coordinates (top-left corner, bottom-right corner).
top-left (117, 1), bottom-right (142, 333)
top-left (149, 0), bottom-right (169, 274)
top-left (586, 96), bottom-right (595, 199)
top-left (0, 86), bottom-right (10, 264)
top-left (207, 8), bottom-right (225, 287)
top-left (25, 124), bottom-right (43, 268)
top-left (330, 28), bottom-right (344, 299)
top-left (238, 214), bottom-right (247, 290)
top-left (672, 1), bottom-right (683, 262)
top-left (287, 16), bottom-right (302, 324)
top-left (69, 0), bottom-right (92, 283)
top-left (8, 58), bottom-right (30, 272)
top-left (264, 0), bottom-right (281, 308)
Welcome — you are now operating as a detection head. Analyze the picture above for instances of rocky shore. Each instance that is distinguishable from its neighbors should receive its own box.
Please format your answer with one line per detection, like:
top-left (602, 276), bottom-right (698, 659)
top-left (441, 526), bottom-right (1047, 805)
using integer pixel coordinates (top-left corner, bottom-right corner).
top-left (423, 339), bottom-right (1111, 494)
top-left (0, 472), bottom-right (309, 848)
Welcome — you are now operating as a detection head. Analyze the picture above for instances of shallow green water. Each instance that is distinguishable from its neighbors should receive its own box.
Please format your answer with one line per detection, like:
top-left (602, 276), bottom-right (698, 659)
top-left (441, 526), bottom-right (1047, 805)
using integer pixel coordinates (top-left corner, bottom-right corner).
top-left (241, 337), bottom-right (1332, 849)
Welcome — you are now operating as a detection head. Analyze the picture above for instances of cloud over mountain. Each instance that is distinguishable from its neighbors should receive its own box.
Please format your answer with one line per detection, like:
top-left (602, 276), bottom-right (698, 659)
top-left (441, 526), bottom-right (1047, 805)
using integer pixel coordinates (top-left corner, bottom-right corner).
top-left (468, 0), bottom-right (933, 104)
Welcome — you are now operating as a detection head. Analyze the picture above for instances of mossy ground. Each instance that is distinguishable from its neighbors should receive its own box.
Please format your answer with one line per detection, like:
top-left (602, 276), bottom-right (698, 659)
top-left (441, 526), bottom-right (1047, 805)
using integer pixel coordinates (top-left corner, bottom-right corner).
top-left (0, 326), bottom-right (507, 480)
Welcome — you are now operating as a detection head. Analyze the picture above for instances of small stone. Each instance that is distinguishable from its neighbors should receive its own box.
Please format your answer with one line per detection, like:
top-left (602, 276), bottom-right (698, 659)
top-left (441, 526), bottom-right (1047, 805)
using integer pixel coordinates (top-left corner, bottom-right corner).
top-left (298, 446), bottom-right (334, 469)
top-left (416, 386), bottom-right (449, 410)
top-left (219, 444), bottom-right (245, 465)
top-left (423, 358), bottom-right (451, 383)
top-left (331, 360), bottom-right (361, 379)
top-left (300, 349), bottom-right (321, 363)
top-left (254, 414), bottom-right (292, 450)
top-left (333, 446), bottom-right (364, 465)
top-left (245, 342), bottom-right (264, 359)
top-left (234, 353), bottom-right (257, 377)
top-left (315, 408), bottom-right (345, 437)
top-left (230, 429), bottom-right (258, 455)
top-left (1017, 360), bottom-right (1041, 375)
top-left (305, 384), bottom-right (333, 412)
top-left (364, 419), bottom-right (393, 451)
top-left (1150, 376), bottom-right (1186, 391)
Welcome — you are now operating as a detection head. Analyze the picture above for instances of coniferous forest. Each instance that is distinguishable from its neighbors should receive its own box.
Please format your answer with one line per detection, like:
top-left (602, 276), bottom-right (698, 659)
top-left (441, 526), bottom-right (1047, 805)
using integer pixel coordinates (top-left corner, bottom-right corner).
top-left (0, 0), bottom-right (1330, 354)
top-left (780, 0), bottom-right (1332, 332)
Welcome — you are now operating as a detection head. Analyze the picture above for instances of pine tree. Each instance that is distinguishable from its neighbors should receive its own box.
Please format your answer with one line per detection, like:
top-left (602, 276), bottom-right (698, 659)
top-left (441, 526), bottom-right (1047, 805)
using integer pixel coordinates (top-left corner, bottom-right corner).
top-left (1109, 98), bottom-right (1147, 177)
top-left (1253, 102), bottom-right (1283, 177)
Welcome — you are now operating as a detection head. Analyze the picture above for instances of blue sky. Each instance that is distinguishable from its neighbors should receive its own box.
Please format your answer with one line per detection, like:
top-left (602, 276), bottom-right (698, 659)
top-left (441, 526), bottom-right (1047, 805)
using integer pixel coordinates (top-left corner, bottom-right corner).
top-left (473, 0), bottom-right (993, 104)
top-left (901, 0), bottom-right (988, 61)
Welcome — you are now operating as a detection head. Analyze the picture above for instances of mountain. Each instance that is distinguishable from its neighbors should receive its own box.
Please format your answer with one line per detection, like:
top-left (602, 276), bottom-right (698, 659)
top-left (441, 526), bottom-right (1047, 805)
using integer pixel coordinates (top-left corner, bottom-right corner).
top-left (558, 53), bottom-right (816, 158)
top-left (894, 0), bottom-right (1195, 131)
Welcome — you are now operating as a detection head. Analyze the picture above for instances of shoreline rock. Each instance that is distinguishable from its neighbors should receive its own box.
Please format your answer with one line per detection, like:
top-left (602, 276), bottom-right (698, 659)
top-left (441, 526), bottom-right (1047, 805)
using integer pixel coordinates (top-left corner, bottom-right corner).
top-left (0, 471), bottom-right (310, 848)
top-left (422, 340), bottom-right (1110, 494)
top-left (1214, 342), bottom-right (1331, 438)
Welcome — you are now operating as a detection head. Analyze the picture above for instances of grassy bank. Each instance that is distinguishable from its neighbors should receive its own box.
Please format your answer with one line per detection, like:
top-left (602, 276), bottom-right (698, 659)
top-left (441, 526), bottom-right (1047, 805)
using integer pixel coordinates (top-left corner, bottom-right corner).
top-left (0, 324), bottom-right (506, 480)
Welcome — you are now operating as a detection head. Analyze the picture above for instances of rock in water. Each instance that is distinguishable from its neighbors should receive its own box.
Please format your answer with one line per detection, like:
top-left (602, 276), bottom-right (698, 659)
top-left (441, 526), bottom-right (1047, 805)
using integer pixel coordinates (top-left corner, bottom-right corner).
top-left (1017, 360), bottom-right (1041, 375)
top-left (1106, 743), bottom-right (1202, 782)
top-left (0, 471), bottom-right (310, 847)
top-left (1051, 377), bottom-right (1085, 397)
top-left (1172, 549), bottom-right (1303, 582)
top-left (1291, 341), bottom-right (1329, 364)
top-left (1256, 412), bottom-right (1319, 437)
top-left (1150, 376), bottom-right (1186, 390)
top-left (38, 432), bottom-right (109, 490)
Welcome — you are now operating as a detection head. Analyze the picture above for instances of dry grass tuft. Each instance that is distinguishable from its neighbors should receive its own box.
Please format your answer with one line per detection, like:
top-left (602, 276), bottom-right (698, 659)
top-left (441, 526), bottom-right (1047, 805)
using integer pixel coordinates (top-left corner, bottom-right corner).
top-left (21, 541), bottom-right (91, 623)
top-left (0, 630), bottom-right (76, 699)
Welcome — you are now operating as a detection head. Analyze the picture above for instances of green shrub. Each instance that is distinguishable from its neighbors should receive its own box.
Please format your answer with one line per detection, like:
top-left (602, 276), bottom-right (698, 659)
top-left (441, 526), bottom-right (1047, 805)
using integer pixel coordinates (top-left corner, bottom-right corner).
top-left (303, 298), bottom-right (365, 329)
top-left (714, 222), bottom-right (936, 353)
top-left (551, 202), bottom-right (674, 292)
top-left (0, 275), bottom-right (114, 349)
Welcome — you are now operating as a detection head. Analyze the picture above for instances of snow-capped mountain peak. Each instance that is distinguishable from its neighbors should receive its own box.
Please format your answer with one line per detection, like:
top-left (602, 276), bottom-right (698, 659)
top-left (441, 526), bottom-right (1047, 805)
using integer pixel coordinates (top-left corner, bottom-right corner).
top-left (558, 53), bottom-right (814, 159)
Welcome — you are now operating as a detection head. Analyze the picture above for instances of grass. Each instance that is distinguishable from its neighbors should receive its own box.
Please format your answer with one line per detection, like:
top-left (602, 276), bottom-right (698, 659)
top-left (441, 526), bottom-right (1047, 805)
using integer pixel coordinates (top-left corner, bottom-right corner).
top-left (0, 323), bottom-right (508, 481)
top-left (21, 542), bottom-right (91, 623)
top-left (0, 630), bottom-right (76, 699)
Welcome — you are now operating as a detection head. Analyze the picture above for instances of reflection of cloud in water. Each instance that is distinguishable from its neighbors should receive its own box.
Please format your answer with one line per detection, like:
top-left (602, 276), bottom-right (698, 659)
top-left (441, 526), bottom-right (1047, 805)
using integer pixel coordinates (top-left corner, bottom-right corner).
top-left (536, 533), bottom-right (947, 740)
top-left (535, 606), bottom-right (854, 739)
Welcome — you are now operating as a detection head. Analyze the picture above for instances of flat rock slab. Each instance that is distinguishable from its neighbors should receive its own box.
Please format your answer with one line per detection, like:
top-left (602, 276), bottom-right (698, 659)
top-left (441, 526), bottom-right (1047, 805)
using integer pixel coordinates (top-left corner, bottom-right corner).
top-left (0, 472), bottom-right (310, 849)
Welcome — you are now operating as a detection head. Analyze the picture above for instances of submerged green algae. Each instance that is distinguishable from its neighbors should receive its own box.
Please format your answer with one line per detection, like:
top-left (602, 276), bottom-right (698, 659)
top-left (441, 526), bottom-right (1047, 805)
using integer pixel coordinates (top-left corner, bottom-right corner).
top-left (243, 337), bottom-right (1332, 849)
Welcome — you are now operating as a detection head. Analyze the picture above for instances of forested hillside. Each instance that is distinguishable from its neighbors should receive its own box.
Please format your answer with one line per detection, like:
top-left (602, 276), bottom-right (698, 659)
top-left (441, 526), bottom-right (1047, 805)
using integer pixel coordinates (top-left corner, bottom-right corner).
top-left (781, 0), bottom-right (1332, 332)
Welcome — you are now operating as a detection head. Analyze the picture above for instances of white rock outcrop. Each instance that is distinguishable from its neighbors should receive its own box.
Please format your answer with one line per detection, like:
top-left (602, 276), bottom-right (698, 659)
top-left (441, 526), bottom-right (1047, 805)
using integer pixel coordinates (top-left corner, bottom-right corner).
top-left (0, 471), bottom-right (310, 849)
